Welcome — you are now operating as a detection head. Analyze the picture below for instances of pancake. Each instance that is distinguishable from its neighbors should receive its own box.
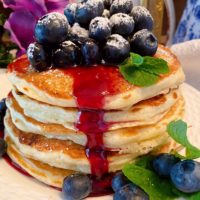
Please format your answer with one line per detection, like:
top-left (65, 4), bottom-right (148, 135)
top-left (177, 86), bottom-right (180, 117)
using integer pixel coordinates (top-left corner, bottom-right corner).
top-left (5, 135), bottom-right (176, 188)
top-left (5, 136), bottom-right (74, 188)
top-left (6, 95), bottom-right (184, 150)
top-left (4, 112), bottom-right (173, 174)
top-left (8, 45), bottom-right (185, 110)
top-left (12, 87), bottom-right (181, 128)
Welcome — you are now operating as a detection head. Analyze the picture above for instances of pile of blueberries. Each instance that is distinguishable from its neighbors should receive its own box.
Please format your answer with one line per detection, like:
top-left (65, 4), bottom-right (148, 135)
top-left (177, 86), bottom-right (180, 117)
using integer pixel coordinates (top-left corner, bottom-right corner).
top-left (62, 153), bottom-right (200, 200)
top-left (27, 0), bottom-right (158, 71)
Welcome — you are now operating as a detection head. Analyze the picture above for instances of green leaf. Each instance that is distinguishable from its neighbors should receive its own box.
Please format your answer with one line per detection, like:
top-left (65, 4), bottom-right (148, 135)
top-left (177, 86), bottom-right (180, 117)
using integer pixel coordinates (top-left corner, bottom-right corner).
top-left (119, 66), bottom-right (159, 87)
top-left (119, 52), bottom-right (170, 87)
top-left (0, 43), bottom-right (16, 68)
top-left (173, 187), bottom-right (200, 200)
top-left (123, 163), bottom-right (178, 200)
top-left (189, 192), bottom-right (200, 200)
top-left (140, 56), bottom-right (170, 75)
top-left (123, 159), bottom-right (200, 200)
top-left (120, 57), bottom-right (133, 68)
top-left (130, 53), bottom-right (144, 66)
top-left (0, 13), bottom-right (6, 26)
top-left (167, 120), bottom-right (200, 159)
top-left (135, 155), bottom-right (155, 169)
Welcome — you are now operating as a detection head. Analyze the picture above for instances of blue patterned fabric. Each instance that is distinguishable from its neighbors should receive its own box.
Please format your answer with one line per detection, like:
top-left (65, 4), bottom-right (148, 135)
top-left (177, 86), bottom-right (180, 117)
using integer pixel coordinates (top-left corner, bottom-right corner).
top-left (173, 0), bottom-right (200, 44)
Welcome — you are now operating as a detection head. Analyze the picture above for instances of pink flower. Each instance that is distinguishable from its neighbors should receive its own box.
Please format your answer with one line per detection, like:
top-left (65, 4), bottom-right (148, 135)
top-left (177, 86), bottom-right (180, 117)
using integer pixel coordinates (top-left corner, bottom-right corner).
top-left (1, 0), bottom-right (69, 56)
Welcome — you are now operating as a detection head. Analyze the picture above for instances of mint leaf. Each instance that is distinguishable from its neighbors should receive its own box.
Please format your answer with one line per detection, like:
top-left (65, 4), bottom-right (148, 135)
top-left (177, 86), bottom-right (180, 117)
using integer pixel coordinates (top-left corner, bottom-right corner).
top-left (130, 53), bottom-right (144, 66)
top-left (173, 187), bottom-right (200, 200)
top-left (119, 53), bottom-right (170, 87)
top-left (0, 13), bottom-right (6, 26)
top-left (120, 57), bottom-right (133, 68)
top-left (189, 192), bottom-right (200, 200)
top-left (141, 56), bottom-right (170, 75)
top-left (167, 120), bottom-right (200, 159)
top-left (123, 163), bottom-right (178, 200)
top-left (135, 155), bottom-right (155, 169)
top-left (123, 159), bottom-right (200, 200)
top-left (119, 67), bottom-right (159, 87)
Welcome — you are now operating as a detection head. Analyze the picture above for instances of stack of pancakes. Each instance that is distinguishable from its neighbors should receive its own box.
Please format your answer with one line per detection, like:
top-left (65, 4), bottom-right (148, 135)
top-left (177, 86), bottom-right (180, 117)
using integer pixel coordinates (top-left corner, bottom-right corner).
top-left (4, 45), bottom-right (185, 188)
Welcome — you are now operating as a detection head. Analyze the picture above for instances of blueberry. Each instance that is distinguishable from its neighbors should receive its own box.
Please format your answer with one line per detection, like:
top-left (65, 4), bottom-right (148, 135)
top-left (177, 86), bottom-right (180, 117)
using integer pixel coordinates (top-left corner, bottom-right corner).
top-left (110, 0), bottom-right (133, 15)
top-left (102, 9), bottom-right (110, 18)
top-left (81, 39), bottom-right (100, 65)
top-left (75, 2), bottom-right (92, 26)
top-left (0, 138), bottom-right (7, 157)
top-left (75, 0), bottom-right (104, 27)
top-left (87, 0), bottom-right (104, 17)
top-left (62, 173), bottom-right (92, 200)
top-left (110, 13), bottom-right (135, 37)
top-left (64, 3), bottom-right (78, 25)
top-left (27, 43), bottom-right (52, 72)
top-left (112, 172), bottom-right (132, 192)
top-left (35, 12), bottom-right (69, 45)
top-left (170, 160), bottom-right (200, 193)
top-left (69, 23), bottom-right (89, 40)
top-left (103, 34), bottom-right (130, 64)
top-left (114, 183), bottom-right (149, 200)
top-left (152, 153), bottom-right (180, 178)
top-left (53, 41), bottom-right (81, 67)
top-left (89, 17), bottom-right (111, 41)
top-left (0, 98), bottom-right (7, 128)
top-left (130, 29), bottom-right (158, 56)
top-left (70, 37), bottom-right (88, 49)
top-left (130, 6), bottom-right (154, 31)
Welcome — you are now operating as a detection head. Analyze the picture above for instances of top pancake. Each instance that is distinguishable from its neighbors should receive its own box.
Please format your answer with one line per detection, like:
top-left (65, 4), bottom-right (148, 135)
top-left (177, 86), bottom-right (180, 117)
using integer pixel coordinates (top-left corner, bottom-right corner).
top-left (8, 45), bottom-right (185, 110)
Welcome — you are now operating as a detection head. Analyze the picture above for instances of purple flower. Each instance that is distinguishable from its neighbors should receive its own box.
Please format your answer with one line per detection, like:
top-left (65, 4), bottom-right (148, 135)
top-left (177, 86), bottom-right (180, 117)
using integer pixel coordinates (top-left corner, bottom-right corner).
top-left (1, 0), bottom-right (69, 56)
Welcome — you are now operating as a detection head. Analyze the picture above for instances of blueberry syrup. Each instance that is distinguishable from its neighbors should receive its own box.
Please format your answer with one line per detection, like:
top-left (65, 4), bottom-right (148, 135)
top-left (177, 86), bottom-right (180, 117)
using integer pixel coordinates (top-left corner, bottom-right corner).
top-left (65, 66), bottom-right (122, 176)
top-left (63, 66), bottom-right (125, 194)
top-left (77, 109), bottom-right (108, 176)
top-left (8, 55), bottom-right (29, 73)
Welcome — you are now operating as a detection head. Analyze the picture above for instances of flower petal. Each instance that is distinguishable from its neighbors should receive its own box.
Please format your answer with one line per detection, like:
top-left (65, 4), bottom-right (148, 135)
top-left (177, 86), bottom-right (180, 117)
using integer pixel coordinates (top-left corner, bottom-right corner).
top-left (1, 0), bottom-right (47, 18)
top-left (4, 9), bottom-right (36, 54)
top-left (45, 0), bottom-right (69, 13)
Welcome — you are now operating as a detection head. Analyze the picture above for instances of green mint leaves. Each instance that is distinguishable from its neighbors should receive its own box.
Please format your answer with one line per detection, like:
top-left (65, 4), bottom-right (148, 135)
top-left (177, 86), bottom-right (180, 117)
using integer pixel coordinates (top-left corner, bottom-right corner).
top-left (123, 160), bottom-right (200, 200)
top-left (119, 53), bottom-right (170, 87)
top-left (167, 120), bottom-right (200, 159)
top-left (123, 163), bottom-right (178, 200)
top-left (122, 120), bottom-right (200, 200)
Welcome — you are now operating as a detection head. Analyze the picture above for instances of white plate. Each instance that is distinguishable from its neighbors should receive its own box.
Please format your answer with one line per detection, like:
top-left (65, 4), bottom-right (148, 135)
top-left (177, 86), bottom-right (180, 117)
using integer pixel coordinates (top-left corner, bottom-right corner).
top-left (0, 72), bottom-right (200, 200)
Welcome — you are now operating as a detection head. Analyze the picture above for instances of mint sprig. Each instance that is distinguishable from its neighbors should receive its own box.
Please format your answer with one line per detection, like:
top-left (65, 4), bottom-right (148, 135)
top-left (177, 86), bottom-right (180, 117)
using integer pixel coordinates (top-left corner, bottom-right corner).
top-left (122, 120), bottom-right (200, 200)
top-left (123, 163), bottom-right (178, 200)
top-left (123, 161), bottom-right (200, 200)
top-left (167, 120), bottom-right (200, 159)
top-left (119, 53), bottom-right (170, 87)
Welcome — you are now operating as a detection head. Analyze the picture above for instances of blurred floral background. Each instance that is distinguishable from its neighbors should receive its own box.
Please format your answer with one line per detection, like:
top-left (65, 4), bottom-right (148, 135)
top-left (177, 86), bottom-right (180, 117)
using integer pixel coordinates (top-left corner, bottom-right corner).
top-left (0, 0), bottom-right (70, 68)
